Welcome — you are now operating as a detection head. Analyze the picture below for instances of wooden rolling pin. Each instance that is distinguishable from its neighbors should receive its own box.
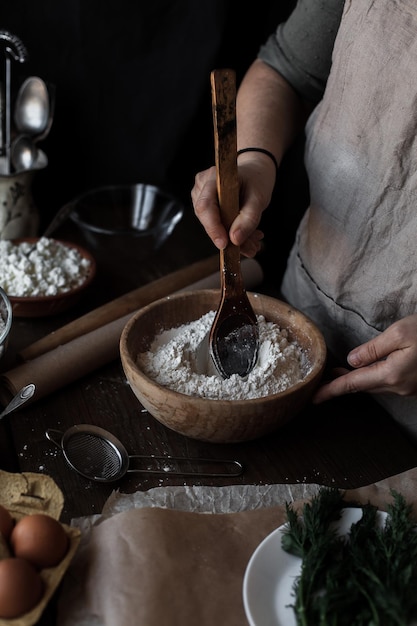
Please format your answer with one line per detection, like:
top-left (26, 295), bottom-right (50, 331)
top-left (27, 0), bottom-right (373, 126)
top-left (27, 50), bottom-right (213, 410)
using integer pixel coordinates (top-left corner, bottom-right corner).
top-left (19, 255), bottom-right (220, 362)
top-left (0, 257), bottom-right (263, 406)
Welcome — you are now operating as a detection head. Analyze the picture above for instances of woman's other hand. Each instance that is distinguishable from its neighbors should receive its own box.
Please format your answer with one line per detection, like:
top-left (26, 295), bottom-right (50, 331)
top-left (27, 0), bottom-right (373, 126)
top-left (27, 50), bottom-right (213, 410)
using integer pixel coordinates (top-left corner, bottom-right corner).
top-left (314, 314), bottom-right (417, 402)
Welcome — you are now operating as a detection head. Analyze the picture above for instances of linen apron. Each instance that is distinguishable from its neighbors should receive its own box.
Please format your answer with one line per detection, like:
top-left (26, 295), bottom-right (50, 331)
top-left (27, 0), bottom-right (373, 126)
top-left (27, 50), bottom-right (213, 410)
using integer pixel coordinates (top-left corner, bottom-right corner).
top-left (281, 0), bottom-right (417, 438)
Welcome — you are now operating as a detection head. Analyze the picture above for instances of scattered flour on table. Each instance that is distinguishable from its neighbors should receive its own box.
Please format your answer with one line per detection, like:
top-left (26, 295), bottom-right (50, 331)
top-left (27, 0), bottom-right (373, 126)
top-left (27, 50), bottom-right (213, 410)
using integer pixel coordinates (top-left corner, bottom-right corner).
top-left (138, 311), bottom-right (312, 400)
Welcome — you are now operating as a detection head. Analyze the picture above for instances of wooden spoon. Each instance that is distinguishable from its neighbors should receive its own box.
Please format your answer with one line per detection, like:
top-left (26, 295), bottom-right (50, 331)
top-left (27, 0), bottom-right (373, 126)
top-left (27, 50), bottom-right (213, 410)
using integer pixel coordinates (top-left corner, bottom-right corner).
top-left (207, 68), bottom-right (259, 378)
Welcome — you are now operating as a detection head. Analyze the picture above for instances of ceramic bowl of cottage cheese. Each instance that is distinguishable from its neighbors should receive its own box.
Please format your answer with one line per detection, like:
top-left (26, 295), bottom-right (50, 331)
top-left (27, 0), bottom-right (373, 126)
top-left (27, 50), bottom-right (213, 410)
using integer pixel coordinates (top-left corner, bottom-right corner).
top-left (0, 287), bottom-right (12, 362)
top-left (0, 237), bottom-right (96, 317)
top-left (120, 289), bottom-right (327, 443)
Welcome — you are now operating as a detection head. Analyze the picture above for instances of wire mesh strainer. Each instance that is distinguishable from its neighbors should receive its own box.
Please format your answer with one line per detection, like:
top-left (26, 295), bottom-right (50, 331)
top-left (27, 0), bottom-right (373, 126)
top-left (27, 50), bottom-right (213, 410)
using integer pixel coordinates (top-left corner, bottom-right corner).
top-left (45, 424), bottom-right (244, 483)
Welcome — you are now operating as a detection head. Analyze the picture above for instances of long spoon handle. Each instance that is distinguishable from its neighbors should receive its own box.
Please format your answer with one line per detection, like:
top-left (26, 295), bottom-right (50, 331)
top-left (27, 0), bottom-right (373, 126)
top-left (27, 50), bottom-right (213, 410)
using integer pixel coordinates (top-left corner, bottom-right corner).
top-left (210, 68), bottom-right (243, 294)
top-left (209, 69), bottom-right (259, 379)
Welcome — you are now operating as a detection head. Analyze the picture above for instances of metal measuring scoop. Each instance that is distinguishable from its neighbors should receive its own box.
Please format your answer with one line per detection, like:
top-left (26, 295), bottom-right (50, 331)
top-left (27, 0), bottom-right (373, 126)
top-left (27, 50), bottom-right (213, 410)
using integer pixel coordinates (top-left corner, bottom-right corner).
top-left (206, 69), bottom-right (259, 379)
top-left (14, 76), bottom-right (50, 137)
top-left (45, 424), bottom-right (244, 483)
top-left (10, 134), bottom-right (38, 171)
top-left (0, 383), bottom-right (35, 419)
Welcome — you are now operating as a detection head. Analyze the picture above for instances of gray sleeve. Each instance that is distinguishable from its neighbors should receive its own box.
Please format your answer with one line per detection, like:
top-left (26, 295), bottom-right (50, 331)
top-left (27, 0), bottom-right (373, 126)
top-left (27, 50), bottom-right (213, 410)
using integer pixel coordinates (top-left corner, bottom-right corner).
top-left (258, 0), bottom-right (344, 103)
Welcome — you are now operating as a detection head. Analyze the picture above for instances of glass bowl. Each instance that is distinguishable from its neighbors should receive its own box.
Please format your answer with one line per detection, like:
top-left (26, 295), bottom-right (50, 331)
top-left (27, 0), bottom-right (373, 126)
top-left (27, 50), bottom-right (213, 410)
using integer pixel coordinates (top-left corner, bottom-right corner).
top-left (68, 184), bottom-right (184, 256)
top-left (0, 287), bottom-right (12, 362)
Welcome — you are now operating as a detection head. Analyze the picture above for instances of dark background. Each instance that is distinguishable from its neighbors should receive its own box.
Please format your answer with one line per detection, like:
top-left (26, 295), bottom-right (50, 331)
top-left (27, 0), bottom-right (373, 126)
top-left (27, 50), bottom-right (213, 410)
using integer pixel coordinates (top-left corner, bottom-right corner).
top-left (2, 0), bottom-right (307, 285)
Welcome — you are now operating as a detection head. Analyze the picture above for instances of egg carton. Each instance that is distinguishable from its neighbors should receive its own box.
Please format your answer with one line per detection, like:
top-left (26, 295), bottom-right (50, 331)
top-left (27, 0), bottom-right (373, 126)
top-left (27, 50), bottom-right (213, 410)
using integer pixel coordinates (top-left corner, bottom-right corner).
top-left (0, 469), bottom-right (80, 626)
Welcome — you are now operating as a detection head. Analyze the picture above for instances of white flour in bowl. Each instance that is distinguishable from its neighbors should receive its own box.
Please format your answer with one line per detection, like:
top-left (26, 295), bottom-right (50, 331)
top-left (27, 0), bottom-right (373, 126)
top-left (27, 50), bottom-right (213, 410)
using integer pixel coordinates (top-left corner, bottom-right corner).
top-left (138, 311), bottom-right (312, 400)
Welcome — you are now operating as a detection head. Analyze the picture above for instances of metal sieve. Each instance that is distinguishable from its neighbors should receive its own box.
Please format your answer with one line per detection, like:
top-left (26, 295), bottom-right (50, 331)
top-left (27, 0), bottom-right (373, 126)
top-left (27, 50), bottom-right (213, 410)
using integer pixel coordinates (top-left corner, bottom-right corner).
top-left (45, 424), bottom-right (244, 483)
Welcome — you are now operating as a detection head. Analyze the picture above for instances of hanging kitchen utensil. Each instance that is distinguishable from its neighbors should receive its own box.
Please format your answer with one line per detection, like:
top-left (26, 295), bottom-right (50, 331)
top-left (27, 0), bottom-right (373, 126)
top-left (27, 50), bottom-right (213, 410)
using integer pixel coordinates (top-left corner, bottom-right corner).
top-left (33, 82), bottom-right (55, 144)
top-left (10, 134), bottom-right (38, 171)
top-left (0, 81), bottom-right (5, 174)
top-left (0, 31), bottom-right (28, 174)
top-left (14, 76), bottom-right (50, 136)
top-left (207, 68), bottom-right (259, 379)
top-left (45, 424), bottom-right (244, 483)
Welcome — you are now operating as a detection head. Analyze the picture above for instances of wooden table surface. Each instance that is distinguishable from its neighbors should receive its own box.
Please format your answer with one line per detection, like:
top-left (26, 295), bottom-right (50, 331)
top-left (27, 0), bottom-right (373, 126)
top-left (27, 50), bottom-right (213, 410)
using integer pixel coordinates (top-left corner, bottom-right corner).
top-left (1, 209), bottom-right (417, 624)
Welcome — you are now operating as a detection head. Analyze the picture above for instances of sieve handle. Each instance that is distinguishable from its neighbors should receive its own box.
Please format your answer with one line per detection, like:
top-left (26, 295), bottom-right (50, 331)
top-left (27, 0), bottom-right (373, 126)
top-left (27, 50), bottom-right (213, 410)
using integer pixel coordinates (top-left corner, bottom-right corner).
top-left (45, 428), bottom-right (64, 448)
top-left (127, 455), bottom-right (244, 477)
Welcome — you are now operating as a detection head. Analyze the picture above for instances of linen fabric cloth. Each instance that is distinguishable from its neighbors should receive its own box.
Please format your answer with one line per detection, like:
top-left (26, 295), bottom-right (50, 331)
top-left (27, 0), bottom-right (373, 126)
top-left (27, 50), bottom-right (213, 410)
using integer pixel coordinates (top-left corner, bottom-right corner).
top-left (281, 0), bottom-right (417, 438)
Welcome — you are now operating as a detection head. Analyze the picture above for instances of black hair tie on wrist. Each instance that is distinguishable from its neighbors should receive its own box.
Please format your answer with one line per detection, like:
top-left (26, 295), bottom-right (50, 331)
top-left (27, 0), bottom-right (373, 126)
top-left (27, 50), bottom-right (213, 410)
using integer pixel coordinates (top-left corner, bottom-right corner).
top-left (237, 147), bottom-right (278, 176)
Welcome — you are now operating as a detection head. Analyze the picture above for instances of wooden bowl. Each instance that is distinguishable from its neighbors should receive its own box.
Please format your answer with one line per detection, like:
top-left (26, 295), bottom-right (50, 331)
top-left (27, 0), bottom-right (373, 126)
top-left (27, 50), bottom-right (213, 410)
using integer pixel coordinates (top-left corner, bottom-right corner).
top-left (6, 239), bottom-right (96, 318)
top-left (120, 290), bottom-right (327, 443)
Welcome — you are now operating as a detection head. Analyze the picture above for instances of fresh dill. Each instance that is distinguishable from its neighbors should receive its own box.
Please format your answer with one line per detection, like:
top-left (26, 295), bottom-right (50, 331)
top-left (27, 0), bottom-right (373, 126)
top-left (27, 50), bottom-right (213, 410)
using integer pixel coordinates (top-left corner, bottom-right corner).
top-left (281, 487), bottom-right (417, 625)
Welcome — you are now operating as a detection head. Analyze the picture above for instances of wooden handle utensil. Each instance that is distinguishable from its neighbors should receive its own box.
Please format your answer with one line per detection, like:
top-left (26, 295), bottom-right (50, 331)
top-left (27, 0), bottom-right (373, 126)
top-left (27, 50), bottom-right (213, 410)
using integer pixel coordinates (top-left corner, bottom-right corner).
top-left (208, 69), bottom-right (259, 378)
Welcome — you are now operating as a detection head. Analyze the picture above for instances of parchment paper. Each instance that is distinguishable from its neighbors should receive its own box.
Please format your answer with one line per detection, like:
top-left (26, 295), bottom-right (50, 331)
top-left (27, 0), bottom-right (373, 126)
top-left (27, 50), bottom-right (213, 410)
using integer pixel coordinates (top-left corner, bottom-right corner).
top-left (57, 469), bottom-right (417, 626)
top-left (57, 483), bottom-right (319, 626)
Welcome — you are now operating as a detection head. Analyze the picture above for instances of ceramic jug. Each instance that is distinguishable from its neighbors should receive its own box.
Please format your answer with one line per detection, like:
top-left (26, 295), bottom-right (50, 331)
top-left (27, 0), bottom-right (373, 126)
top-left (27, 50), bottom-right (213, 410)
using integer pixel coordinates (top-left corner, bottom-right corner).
top-left (0, 170), bottom-right (39, 239)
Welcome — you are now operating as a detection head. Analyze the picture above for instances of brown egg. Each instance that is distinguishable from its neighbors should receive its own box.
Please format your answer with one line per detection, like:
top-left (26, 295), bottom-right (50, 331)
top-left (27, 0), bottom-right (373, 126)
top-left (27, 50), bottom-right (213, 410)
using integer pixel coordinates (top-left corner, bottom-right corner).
top-left (10, 514), bottom-right (69, 569)
top-left (0, 557), bottom-right (43, 618)
top-left (0, 504), bottom-right (14, 540)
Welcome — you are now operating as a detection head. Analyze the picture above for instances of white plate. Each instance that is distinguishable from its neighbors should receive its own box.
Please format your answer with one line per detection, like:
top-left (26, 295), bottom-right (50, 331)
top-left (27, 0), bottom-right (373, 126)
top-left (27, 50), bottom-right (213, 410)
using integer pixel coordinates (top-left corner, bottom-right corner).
top-left (243, 507), bottom-right (387, 626)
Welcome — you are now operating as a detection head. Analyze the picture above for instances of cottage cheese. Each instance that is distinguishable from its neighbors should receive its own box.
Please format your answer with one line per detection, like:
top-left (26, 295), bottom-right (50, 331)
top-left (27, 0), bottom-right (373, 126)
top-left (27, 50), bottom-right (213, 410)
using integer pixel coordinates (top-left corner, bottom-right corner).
top-left (138, 311), bottom-right (312, 400)
top-left (0, 237), bottom-right (92, 297)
